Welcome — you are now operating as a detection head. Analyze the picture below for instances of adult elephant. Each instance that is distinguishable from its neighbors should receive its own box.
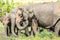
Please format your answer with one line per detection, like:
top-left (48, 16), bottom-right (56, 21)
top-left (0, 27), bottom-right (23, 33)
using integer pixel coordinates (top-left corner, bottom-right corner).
top-left (18, 2), bottom-right (60, 36)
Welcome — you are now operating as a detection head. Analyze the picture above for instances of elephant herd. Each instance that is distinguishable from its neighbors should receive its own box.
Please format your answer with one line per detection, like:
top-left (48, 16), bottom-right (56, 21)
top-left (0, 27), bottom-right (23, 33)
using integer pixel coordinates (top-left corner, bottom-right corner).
top-left (0, 2), bottom-right (60, 37)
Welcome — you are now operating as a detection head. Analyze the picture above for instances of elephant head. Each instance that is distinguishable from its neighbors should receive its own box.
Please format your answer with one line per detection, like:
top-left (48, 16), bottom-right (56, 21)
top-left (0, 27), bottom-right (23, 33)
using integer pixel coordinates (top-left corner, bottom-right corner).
top-left (16, 8), bottom-right (29, 30)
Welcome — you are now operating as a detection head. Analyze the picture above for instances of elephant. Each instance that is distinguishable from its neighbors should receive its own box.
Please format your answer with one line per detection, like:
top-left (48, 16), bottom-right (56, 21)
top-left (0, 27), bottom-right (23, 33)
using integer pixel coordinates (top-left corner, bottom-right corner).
top-left (19, 8), bottom-right (39, 36)
top-left (2, 13), bottom-right (18, 36)
top-left (15, 8), bottom-right (30, 36)
top-left (18, 2), bottom-right (60, 36)
top-left (1, 8), bottom-right (27, 36)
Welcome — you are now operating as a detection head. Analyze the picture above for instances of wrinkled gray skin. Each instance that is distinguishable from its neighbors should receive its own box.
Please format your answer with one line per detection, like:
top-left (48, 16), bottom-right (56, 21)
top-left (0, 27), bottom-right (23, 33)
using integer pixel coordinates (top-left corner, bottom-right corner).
top-left (18, 2), bottom-right (60, 36)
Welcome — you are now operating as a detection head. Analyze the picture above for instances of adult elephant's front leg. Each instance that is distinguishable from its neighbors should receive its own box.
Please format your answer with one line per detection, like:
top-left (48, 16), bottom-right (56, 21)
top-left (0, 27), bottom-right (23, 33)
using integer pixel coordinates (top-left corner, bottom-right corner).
top-left (32, 19), bottom-right (38, 35)
top-left (55, 21), bottom-right (60, 36)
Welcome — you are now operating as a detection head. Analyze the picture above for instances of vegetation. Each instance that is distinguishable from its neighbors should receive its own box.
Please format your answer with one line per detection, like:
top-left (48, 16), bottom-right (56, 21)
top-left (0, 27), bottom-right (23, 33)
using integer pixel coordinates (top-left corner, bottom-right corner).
top-left (0, 0), bottom-right (20, 16)
top-left (0, 0), bottom-right (60, 40)
top-left (0, 22), bottom-right (60, 40)
top-left (0, 0), bottom-right (34, 17)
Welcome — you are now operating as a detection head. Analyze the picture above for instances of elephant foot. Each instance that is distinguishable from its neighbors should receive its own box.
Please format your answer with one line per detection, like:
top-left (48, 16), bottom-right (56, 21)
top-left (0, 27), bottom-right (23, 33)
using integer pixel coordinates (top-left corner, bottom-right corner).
top-left (12, 32), bottom-right (17, 36)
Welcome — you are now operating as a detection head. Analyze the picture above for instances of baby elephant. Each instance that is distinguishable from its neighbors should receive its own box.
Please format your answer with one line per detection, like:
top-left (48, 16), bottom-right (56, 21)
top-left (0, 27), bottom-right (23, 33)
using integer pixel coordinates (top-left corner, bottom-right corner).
top-left (1, 8), bottom-right (24, 36)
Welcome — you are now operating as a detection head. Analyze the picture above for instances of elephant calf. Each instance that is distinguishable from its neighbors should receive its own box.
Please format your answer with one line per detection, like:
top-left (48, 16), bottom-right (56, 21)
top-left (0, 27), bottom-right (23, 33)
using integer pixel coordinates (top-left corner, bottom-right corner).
top-left (1, 8), bottom-right (24, 36)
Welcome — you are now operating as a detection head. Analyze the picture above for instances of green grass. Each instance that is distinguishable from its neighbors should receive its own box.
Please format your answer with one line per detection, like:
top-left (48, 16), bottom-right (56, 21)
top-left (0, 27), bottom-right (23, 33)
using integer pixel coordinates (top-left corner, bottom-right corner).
top-left (0, 22), bottom-right (60, 40)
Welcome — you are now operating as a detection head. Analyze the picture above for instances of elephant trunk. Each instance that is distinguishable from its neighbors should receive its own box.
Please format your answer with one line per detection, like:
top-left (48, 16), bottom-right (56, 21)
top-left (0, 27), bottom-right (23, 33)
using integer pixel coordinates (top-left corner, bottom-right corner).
top-left (16, 20), bottom-right (28, 30)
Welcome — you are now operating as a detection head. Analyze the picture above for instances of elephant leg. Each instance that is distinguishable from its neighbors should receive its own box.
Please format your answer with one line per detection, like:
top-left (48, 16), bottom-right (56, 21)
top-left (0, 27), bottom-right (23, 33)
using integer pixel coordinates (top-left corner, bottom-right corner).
top-left (30, 27), bottom-right (34, 36)
top-left (11, 17), bottom-right (17, 36)
top-left (4, 21), bottom-right (10, 36)
top-left (18, 29), bottom-right (21, 35)
top-left (38, 27), bottom-right (42, 32)
top-left (55, 21), bottom-right (60, 36)
top-left (14, 26), bottom-right (16, 34)
top-left (7, 26), bottom-right (10, 36)
top-left (9, 26), bottom-right (12, 35)
top-left (14, 26), bottom-right (19, 35)
top-left (3, 17), bottom-right (9, 36)
top-left (4, 23), bottom-right (8, 36)
top-left (8, 22), bottom-right (12, 36)
top-left (32, 19), bottom-right (38, 35)
top-left (25, 27), bottom-right (30, 36)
